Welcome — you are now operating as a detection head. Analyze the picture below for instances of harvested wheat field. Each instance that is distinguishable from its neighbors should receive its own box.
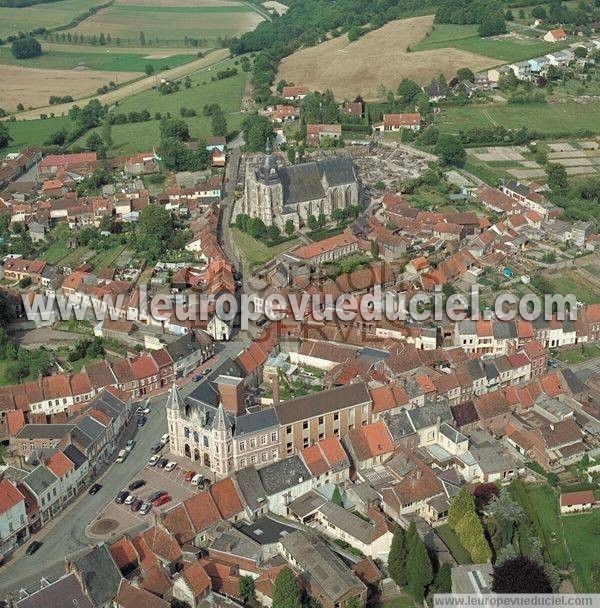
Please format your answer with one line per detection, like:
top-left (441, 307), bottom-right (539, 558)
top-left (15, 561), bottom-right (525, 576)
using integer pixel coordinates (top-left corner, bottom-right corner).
top-left (0, 64), bottom-right (141, 111)
top-left (278, 15), bottom-right (498, 100)
top-left (116, 0), bottom-right (234, 5)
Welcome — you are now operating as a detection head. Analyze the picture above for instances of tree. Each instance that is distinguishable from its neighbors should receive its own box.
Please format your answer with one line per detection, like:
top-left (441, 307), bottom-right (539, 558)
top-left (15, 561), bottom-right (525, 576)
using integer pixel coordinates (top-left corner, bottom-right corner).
top-left (473, 482), bottom-right (499, 509)
top-left (448, 487), bottom-right (475, 529)
top-left (242, 114), bottom-right (275, 152)
top-left (160, 117), bottom-right (190, 141)
top-left (456, 67), bottom-right (475, 82)
top-left (247, 217), bottom-right (266, 239)
top-left (430, 562), bottom-right (452, 595)
top-left (331, 485), bottom-right (343, 507)
top-left (388, 526), bottom-right (409, 588)
top-left (479, 14), bottom-right (507, 37)
top-left (272, 567), bottom-right (302, 608)
top-left (133, 205), bottom-right (174, 261)
top-left (434, 134), bottom-right (466, 167)
top-left (11, 37), bottom-right (42, 59)
top-left (396, 78), bottom-right (421, 106)
top-left (86, 132), bottom-right (107, 158)
top-left (266, 224), bottom-right (280, 240)
top-left (495, 543), bottom-right (517, 566)
top-left (0, 123), bottom-right (11, 149)
top-left (574, 46), bottom-right (588, 58)
top-left (492, 556), bottom-right (552, 593)
top-left (139, 31), bottom-right (146, 46)
top-left (284, 219), bottom-right (295, 236)
top-left (505, 9), bottom-right (514, 21)
top-left (546, 163), bottom-right (568, 193)
top-left (406, 528), bottom-right (433, 601)
top-left (159, 138), bottom-right (207, 171)
top-left (100, 121), bottom-right (113, 152)
top-left (145, 64), bottom-right (155, 75)
top-left (488, 487), bottom-right (524, 548)
top-left (239, 575), bottom-right (256, 606)
top-left (531, 6), bottom-right (547, 19)
top-left (211, 109), bottom-right (228, 137)
top-left (307, 215), bottom-right (319, 230)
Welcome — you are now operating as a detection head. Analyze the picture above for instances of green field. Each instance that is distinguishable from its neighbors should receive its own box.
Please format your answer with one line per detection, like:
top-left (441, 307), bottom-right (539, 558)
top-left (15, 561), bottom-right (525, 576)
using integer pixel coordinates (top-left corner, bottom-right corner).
top-left (0, 46), bottom-right (194, 72)
top-left (435, 523), bottom-right (472, 564)
top-left (414, 23), bottom-right (569, 62)
top-left (436, 101), bottom-right (600, 135)
top-left (3, 116), bottom-right (70, 154)
top-left (88, 244), bottom-right (126, 270)
top-left (231, 227), bottom-right (299, 268)
top-left (75, 58), bottom-right (246, 154)
top-left (562, 512), bottom-right (598, 592)
top-left (0, 0), bottom-right (101, 37)
top-left (71, 2), bottom-right (264, 43)
top-left (547, 275), bottom-right (598, 304)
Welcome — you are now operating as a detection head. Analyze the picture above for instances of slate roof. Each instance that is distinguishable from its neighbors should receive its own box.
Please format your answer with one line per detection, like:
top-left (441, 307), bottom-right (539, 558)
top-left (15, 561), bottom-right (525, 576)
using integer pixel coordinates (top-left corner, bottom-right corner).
top-left (23, 465), bottom-right (58, 496)
top-left (234, 408), bottom-right (279, 437)
top-left (15, 573), bottom-right (94, 608)
top-left (233, 466), bottom-right (267, 512)
top-left (71, 543), bottom-right (122, 606)
top-left (238, 515), bottom-right (297, 545)
top-left (62, 444), bottom-right (87, 469)
top-left (382, 410), bottom-right (416, 440)
top-left (407, 401), bottom-right (452, 430)
top-left (257, 455), bottom-right (311, 495)
top-left (15, 424), bottom-right (73, 439)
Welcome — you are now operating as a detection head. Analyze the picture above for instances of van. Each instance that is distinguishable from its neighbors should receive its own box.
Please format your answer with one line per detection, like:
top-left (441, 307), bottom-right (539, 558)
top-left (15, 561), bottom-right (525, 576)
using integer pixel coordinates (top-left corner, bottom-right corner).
top-left (160, 433), bottom-right (170, 446)
top-left (116, 449), bottom-right (127, 463)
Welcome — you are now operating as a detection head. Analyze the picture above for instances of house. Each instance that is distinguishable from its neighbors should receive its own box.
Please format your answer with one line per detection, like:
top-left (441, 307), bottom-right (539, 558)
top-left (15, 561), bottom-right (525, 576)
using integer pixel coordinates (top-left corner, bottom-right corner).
top-left (172, 561), bottom-right (211, 607)
top-left (509, 61), bottom-right (532, 80)
top-left (544, 28), bottom-right (567, 42)
top-left (341, 101), bottom-right (363, 118)
top-left (15, 573), bottom-right (95, 608)
top-left (282, 86), bottom-right (310, 100)
top-left (560, 490), bottom-right (596, 514)
top-left (306, 124), bottom-right (342, 147)
top-left (114, 579), bottom-right (170, 608)
top-left (279, 530), bottom-right (367, 608)
top-left (571, 220), bottom-right (593, 248)
top-left (422, 82), bottom-right (448, 102)
top-left (272, 105), bottom-right (300, 123)
top-left (0, 479), bottom-right (28, 557)
top-left (487, 65), bottom-right (513, 83)
top-left (528, 56), bottom-right (550, 74)
top-left (343, 420), bottom-right (394, 470)
top-left (124, 152), bottom-right (159, 175)
top-left (22, 465), bottom-right (61, 529)
top-left (546, 50), bottom-right (572, 66)
top-left (38, 152), bottom-right (97, 176)
top-left (372, 114), bottom-right (421, 132)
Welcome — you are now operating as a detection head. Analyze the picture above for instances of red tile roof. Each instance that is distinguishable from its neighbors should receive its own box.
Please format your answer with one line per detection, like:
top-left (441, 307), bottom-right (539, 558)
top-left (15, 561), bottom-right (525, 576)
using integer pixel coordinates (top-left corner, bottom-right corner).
top-left (0, 479), bottom-right (25, 515)
top-left (209, 477), bottom-right (244, 520)
top-left (46, 450), bottom-right (74, 478)
top-left (180, 561), bottom-right (211, 597)
top-left (560, 490), bottom-right (595, 507)
top-left (110, 537), bottom-right (139, 570)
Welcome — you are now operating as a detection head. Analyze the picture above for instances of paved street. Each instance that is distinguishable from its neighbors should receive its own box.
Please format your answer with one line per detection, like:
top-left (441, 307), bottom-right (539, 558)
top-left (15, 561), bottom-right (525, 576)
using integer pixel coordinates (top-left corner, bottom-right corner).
top-left (0, 400), bottom-right (166, 599)
top-left (570, 355), bottom-right (600, 382)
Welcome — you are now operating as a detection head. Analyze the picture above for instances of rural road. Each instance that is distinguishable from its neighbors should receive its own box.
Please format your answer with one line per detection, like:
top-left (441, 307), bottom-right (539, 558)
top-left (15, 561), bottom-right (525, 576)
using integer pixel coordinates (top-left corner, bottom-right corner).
top-left (3, 48), bottom-right (230, 121)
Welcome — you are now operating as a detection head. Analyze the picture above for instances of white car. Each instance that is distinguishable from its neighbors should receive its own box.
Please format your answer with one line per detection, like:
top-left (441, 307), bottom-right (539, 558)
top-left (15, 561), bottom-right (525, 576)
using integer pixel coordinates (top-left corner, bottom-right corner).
top-left (140, 501), bottom-right (152, 515)
top-left (124, 494), bottom-right (136, 505)
top-left (160, 433), bottom-right (170, 446)
top-left (191, 473), bottom-right (203, 486)
top-left (136, 402), bottom-right (151, 415)
top-left (148, 455), bottom-right (160, 467)
top-left (165, 461), bottom-right (177, 472)
top-left (125, 440), bottom-right (135, 452)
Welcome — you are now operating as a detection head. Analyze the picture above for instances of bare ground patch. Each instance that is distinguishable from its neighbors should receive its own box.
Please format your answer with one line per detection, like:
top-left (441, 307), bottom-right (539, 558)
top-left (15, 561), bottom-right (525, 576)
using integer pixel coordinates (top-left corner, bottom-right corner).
top-left (0, 64), bottom-right (141, 111)
top-left (278, 15), bottom-right (498, 100)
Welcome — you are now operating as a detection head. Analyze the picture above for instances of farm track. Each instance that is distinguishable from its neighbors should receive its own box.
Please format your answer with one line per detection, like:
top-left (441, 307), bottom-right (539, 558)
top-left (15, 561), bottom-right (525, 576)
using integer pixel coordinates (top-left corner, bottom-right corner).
top-left (2, 48), bottom-right (230, 121)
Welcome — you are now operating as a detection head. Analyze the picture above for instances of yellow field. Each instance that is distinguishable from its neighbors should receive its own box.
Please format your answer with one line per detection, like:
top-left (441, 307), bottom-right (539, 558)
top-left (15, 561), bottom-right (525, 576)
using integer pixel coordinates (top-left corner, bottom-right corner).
top-left (0, 64), bottom-right (141, 111)
top-left (278, 15), bottom-right (498, 100)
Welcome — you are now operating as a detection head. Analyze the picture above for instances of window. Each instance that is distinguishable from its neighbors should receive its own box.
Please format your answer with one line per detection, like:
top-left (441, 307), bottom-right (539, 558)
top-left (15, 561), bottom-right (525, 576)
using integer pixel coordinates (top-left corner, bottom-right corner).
top-left (260, 435), bottom-right (267, 445)
top-left (271, 432), bottom-right (278, 442)
top-left (250, 438), bottom-right (256, 448)
top-left (333, 412), bottom-right (339, 422)
top-left (239, 441), bottom-right (246, 452)
top-left (250, 455), bottom-right (257, 464)
top-left (261, 452), bottom-right (268, 462)
top-left (302, 421), bottom-right (309, 430)
top-left (286, 425), bottom-right (292, 435)
top-left (240, 458), bottom-right (246, 467)
top-left (318, 416), bottom-right (324, 425)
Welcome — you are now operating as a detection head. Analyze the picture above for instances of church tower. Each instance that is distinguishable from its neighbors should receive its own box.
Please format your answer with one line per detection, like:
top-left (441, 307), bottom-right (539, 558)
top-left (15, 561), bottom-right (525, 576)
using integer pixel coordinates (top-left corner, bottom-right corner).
top-left (166, 380), bottom-right (185, 454)
top-left (211, 402), bottom-right (233, 477)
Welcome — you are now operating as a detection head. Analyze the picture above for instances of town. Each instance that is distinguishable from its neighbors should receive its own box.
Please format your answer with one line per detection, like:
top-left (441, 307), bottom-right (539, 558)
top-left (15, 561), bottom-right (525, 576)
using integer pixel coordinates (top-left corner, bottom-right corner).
top-left (1, 0), bottom-right (600, 607)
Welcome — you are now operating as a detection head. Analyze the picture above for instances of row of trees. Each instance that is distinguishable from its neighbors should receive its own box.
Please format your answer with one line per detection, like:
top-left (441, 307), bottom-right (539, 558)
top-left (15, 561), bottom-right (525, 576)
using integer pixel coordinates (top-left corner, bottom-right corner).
top-left (435, 0), bottom-right (507, 37)
top-left (448, 487), bottom-right (493, 562)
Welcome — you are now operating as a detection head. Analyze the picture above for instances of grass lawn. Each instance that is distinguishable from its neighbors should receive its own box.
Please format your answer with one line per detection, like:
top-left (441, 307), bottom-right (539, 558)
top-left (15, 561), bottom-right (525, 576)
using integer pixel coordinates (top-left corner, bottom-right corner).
top-left (548, 275), bottom-right (597, 304)
top-left (70, 2), bottom-right (263, 44)
top-left (435, 523), bottom-right (472, 564)
top-left (554, 344), bottom-right (600, 364)
top-left (231, 227), bottom-right (298, 268)
top-left (88, 245), bottom-right (126, 270)
top-left (0, 46), bottom-right (194, 73)
top-left (376, 598), bottom-right (416, 608)
top-left (3, 116), bottom-right (70, 155)
top-left (414, 23), bottom-right (570, 62)
top-left (74, 57), bottom-right (246, 155)
top-left (0, 0), bottom-right (101, 38)
top-left (562, 512), bottom-right (598, 592)
top-left (436, 102), bottom-right (600, 135)
top-left (40, 240), bottom-right (72, 264)
top-left (510, 481), bottom-right (569, 568)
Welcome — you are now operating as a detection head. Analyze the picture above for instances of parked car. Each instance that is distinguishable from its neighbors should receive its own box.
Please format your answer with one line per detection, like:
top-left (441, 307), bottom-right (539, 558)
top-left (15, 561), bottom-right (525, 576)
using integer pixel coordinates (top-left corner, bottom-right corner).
top-left (148, 455), bottom-right (160, 467)
top-left (131, 499), bottom-right (143, 512)
top-left (184, 470), bottom-right (195, 482)
top-left (160, 433), bottom-right (170, 446)
top-left (140, 501), bottom-right (152, 515)
top-left (26, 541), bottom-right (42, 555)
top-left (128, 479), bottom-right (145, 491)
top-left (88, 483), bottom-right (102, 495)
top-left (158, 458), bottom-right (168, 468)
top-left (124, 494), bottom-right (136, 505)
top-left (152, 494), bottom-right (171, 507)
top-left (192, 375), bottom-right (202, 382)
top-left (165, 461), bottom-right (177, 472)
top-left (147, 490), bottom-right (167, 502)
top-left (116, 449), bottom-right (128, 463)
top-left (125, 439), bottom-right (136, 452)
top-left (115, 491), bottom-right (129, 504)
top-left (191, 473), bottom-right (204, 486)
top-left (202, 368), bottom-right (212, 376)
top-left (150, 444), bottom-right (162, 455)
top-left (137, 416), bottom-right (147, 428)
top-left (136, 403), bottom-right (150, 415)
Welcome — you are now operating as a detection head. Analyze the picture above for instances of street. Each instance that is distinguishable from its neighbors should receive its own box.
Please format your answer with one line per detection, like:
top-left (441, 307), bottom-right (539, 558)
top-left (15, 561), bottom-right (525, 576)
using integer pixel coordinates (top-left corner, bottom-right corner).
top-left (0, 397), bottom-right (166, 599)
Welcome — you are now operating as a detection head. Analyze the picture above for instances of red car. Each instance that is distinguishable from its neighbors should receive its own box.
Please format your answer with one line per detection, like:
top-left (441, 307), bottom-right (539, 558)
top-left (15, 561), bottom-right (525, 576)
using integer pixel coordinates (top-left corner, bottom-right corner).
top-left (184, 471), bottom-right (194, 482)
top-left (152, 494), bottom-right (171, 507)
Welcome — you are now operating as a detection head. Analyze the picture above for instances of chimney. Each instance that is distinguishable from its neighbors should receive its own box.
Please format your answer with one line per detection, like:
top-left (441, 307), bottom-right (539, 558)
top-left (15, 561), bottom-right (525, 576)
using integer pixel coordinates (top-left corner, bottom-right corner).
top-left (216, 375), bottom-right (244, 416)
top-left (270, 372), bottom-right (280, 405)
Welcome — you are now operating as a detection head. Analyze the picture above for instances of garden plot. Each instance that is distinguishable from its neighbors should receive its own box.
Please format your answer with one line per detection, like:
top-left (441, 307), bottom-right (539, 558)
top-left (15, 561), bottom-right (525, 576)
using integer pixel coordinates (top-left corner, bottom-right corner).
top-left (472, 146), bottom-right (526, 162)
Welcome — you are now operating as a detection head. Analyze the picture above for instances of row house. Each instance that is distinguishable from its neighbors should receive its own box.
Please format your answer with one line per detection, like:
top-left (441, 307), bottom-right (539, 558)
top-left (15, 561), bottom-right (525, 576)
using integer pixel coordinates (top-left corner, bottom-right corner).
top-left (0, 479), bottom-right (29, 558)
top-left (532, 317), bottom-right (577, 349)
top-left (454, 319), bottom-right (519, 356)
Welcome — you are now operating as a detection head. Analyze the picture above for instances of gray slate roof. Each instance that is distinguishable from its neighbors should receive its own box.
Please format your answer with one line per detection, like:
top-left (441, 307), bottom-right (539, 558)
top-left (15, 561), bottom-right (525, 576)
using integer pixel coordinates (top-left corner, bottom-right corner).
top-left (407, 401), bottom-right (452, 430)
top-left (257, 455), bottom-right (310, 495)
top-left (23, 465), bottom-right (58, 496)
top-left (233, 466), bottom-right (267, 512)
top-left (71, 543), bottom-right (122, 606)
top-left (15, 424), bottom-right (74, 440)
top-left (15, 573), bottom-right (94, 608)
top-left (238, 515), bottom-right (297, 545)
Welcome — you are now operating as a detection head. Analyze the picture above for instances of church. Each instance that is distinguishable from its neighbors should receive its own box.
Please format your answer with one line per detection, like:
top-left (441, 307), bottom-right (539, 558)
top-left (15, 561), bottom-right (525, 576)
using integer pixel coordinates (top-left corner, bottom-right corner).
top-left (243, 145), bottom-right (360, 230)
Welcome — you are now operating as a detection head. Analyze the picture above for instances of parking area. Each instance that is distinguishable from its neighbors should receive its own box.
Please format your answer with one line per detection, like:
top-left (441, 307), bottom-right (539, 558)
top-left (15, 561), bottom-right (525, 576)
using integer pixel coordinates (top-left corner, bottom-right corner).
top-left (88, 451), bottom-right (208, 540)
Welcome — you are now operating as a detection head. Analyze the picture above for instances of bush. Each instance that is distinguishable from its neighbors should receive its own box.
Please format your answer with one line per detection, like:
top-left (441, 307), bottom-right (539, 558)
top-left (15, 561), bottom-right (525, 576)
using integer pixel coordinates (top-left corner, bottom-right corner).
top-left (11, 37), bottom-right (42, 59)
